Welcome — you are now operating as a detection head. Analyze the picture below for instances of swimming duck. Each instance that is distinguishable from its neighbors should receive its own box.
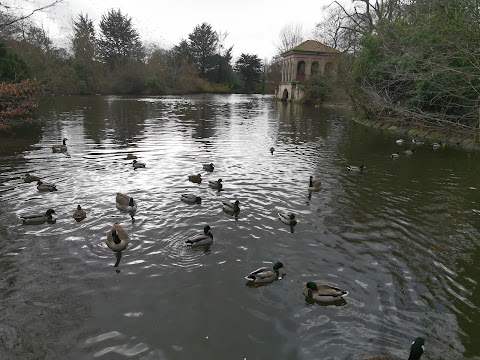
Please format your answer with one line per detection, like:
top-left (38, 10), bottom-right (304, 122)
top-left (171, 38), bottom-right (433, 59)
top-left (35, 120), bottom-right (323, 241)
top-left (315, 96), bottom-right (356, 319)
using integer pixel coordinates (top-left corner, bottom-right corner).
top-left (432, 142), bottom-right (445, 149)
top-left (188, 174), bottom-right (202, 183)
top-left (364, 337), bottom-right (425, 360)
top-left (347, 164), bottom-right (366, 172)
top-left (391, 152), bottom-right (400, 159)
top-left (132, 160), bottom-right (146, 169)
top-left (308, 176), bottom-right (321, 191)
top-left (395, 138), bottom-right (405, 145)
top-left (404, 149), bottom-right (415, 156)
top-left (181, 194), bottom-right (201, 204)
top-left (185, 225), bottom-right (213, 247)
top-left (278, 212), bottom-right (297, 226)
top-left (270, 147), bottom-right (275, 154)
top-left (20, 209), bottom-right (56, 225)
top-left (24, 173), bottom-right (40, 183)
top-left (245, 261), bottom-right (285, 283)
top-left (202, 163), bottom-right (214, 171)
top-left (37, 180), bottom-right (57, 192)
top-left (116, 192), bottom-right (137, 221)
top-left (52, 138), bottom-right (67, 152)
top-left (72, 205), bottom-right (86, 222)
top-left (412, 139), bottom-right (424, 145)
top-left (208, 178), bottom-right (223, 190)
top-left (303, 281), bottom-right (349, 303)
top-left (125, 153), bottom-right (137, 160)
top-left (105, 223), bottom-right (129, 252)
top-left (222, 199), bottom-right (240, 213)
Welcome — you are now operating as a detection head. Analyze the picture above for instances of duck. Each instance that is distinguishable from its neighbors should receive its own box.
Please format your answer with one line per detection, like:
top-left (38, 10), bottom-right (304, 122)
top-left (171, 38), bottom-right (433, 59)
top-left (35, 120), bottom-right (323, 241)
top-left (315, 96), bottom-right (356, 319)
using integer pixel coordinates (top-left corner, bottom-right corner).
top-left (36, 180), bottom-right (57, 192)
top-left (20, 209), bottom-right (56, 225)
top-left (188, 174), bottom-right (202, 183)
top-left (404, 149), bottom-right (415, 156)
top-left (115, 192), bottom-right (137, 221)
top-left (347, 164), bottom-right (366, 172)
top-left (202, 163), bottom-right (214, 172)
top-left (245, 262), bottom-right (285, 283)
top-left (181, 194), bottom-right (201, 204)
top-left (222, 199), bottom-right (240, 213)
top-left (412, 139), bottom-right (424, 145)
top-left (303, 281), bottom-right (349, 303)
top-left (432, 142), bottom-right (445, 149)
top-left (72, 205), bottom-right (86, 222)
top-left (308, 176), bottom-right (321, 191)
top-left (185, 225), bottom-right (213, 247)
top-left (278, 212), bottom-right (297, 226)
top-left (208, 179), bottom-right (223, 190)
top-left (395, 138), bottom-right (405, 145)
top-left (24, 173), bottom-right (40, 183)
top-left (270, 147), bottom-right (275, 154)
top-left (105, 223), bottom-right (129, 252)
top-left (125, 153), bottom-right (137, 160)
top-left (132, 160), bottom-right (146, 169)
top-left (363, 337), bottom-right (425, 360)
top-left (52, 138), bottom-right (67, 152)
top-left (391, 152), bottom-right (400, 159)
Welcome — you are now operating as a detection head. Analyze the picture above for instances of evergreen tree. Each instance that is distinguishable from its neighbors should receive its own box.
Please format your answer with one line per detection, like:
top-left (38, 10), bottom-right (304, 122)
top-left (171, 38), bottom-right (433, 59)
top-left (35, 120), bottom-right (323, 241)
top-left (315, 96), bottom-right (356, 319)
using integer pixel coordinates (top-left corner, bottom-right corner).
top-left (188, 22), bottom-right (218, 78)
top-left (234, 53), bottom-right (262, 92)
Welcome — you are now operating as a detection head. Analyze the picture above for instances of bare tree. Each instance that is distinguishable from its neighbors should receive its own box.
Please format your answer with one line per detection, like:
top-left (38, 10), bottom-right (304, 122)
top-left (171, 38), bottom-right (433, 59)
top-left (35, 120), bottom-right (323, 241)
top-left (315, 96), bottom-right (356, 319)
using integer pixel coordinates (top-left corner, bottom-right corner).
top-left (275, 23), bottom-right (305, 54)
top-left (0, 0), bottom-right (63, 28)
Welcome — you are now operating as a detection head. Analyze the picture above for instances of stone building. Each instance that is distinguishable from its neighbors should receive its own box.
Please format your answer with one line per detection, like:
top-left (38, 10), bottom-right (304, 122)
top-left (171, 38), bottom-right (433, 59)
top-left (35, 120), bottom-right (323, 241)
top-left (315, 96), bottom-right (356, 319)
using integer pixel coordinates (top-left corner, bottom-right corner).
top-left (276, 40), bottom-right (339, 101)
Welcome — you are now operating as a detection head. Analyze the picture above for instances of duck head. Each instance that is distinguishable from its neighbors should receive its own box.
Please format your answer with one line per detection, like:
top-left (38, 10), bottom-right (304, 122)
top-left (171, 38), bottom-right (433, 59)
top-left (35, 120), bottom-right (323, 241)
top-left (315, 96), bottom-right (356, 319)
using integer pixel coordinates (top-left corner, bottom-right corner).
top-left (203, 225), bottom-right (211, 234)
top-left (77, 205), bottom-right (82, 210)
top-left (62, 138), bottom-right (67, 145)
top-left (304, 281), bottom-right (318, 291)
top-left (46, 209), bottom-right (56, 216)
top-left (128, 197), bottom-right (135, 206)
top-left (289, 213), bottom-right (295, 220)
top-left (309, 176), bottom-right (313, 186)
top-left (273, 262), bottom-right (284, 271)
top-left (409, 337), bottom-right (425, 360)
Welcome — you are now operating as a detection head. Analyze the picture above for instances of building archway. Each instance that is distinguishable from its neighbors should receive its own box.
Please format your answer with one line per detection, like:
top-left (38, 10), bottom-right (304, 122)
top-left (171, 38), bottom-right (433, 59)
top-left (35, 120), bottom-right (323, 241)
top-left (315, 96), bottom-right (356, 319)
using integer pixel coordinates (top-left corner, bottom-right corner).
top-left (282, 89), bottom-right (289, 101)
top-left (311, 61), bottom-right (319, 76)
top-left (325, 62), bottom-right (334, 76)
top-left (296, 61), bottom-right (305, 82)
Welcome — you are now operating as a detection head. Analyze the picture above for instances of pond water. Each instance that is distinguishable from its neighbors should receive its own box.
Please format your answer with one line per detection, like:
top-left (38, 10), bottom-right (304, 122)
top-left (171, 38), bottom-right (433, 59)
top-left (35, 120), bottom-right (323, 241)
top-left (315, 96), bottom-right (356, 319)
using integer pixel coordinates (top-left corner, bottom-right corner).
top-left (0, 94), bottom-right (479, 360)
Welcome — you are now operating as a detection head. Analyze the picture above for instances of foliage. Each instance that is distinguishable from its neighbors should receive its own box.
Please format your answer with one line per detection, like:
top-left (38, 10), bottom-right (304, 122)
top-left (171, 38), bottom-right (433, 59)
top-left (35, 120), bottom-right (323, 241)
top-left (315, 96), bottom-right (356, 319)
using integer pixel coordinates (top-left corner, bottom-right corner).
top-left (302, 75), bottom-right (333, 104)
top-left (187, 22), bottom-right (218, 78)
top-left (234, 53), bottom-right (262, 92)
top-left (0, 42), bottom-right (30, 81)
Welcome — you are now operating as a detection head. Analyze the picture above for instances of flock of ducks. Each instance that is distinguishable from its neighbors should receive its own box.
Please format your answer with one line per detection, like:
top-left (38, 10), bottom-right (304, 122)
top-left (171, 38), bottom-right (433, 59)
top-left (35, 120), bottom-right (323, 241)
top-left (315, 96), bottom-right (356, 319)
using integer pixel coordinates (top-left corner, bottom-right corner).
top-left (18, 138), bottom-right (427, 360)
top-left (392, 138), bottom-right (446, 158)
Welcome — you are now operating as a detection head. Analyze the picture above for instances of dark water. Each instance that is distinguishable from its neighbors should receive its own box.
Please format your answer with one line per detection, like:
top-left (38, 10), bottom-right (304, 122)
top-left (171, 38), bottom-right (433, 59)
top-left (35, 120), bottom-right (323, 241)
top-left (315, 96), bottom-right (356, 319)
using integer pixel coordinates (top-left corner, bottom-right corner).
top-left (0, 94), bottom-right (479, 360)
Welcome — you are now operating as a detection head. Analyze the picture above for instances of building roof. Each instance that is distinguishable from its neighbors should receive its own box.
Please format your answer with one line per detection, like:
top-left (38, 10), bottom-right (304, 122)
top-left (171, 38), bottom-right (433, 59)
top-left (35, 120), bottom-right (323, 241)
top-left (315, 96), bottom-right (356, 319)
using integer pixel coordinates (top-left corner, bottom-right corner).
top-left (283, 40), bottom-right (338, 55)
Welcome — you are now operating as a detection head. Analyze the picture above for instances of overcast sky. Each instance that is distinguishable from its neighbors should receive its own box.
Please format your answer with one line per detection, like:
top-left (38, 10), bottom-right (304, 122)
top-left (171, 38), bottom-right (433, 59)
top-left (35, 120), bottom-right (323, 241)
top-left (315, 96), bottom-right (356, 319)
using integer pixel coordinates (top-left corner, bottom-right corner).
top-left (26, 0), bottom-right (332, 60)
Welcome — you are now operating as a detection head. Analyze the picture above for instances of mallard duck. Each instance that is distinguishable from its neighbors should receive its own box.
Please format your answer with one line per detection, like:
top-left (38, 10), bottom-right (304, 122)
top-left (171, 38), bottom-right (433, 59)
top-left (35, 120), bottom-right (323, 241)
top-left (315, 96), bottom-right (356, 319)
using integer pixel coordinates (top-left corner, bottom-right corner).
top-left (105, 223), bottom-right (129, 252)
top-left (202, 163), bottom-right (214, 171)
top-left (21, 209), bottom-right (56, 225)
top-left (364, 337), bottom-right (425, 360)
top-left (278, 212), bottom-right (297, 226)
top-left (270, 147), bottom-right (275, 154)
top-left (185, 225), bottom-right (213, 247)
top-left (132, 160), bottom-right (146, 169)
top-left (126, 153), bottom-right (137, 160)
top-left (181, 194), bottom-right (201, 204)
top-left (24, 173), bottom-right (40, 183)
top-left (347, 164), bottom-right (366, 172)
top-left (412, 139), bottom-right (424, 145)
top-left (391, 152), bottom-right (400, 159)
top-left (245, 261), bottom-right (285, 283)
top-left (188, 174), bottom-right (202, 183)
top-left (116, 193), bottom-right (137, 221)
top-left (208, 179), bottom-right (223, 190)
top-left (308, 176), bottom-right (321, 191)
top-left (37, 180), bottom-right (57, 192)
top-left (72, 205), bottom-right (86, 222)
top-left (404, 149), bottom-right (415, 156)
top-left (223, 199), bottom-right (240, 213)
top-left (303, 281), bottom-right (348, 303)
top-left (52, 138), bottom-right (67, 152)
top-left (395, 138), bottom-right (405, 145)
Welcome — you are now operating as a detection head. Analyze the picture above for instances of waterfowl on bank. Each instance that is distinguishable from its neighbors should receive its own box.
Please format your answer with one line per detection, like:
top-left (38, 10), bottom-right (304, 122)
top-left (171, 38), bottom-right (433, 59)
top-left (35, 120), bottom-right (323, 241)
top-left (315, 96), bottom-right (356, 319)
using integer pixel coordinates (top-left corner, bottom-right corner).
top-left (132, 160), bottom-right (146, 169)
top-left (72, 205), bottom-right (87, 222)
top-left (20, 209), bottom-right (56, 225)
top-left (52, 138), bottom-right (67, 152)
top-left (125, 153), bottom-right (137, 160)
top-left (278, 212), bottom-right (297, 226)
top-left (391, 152), bottom-right (400, 159)
top-left (396, 138), bottom-right (405, 145)
top-left (303, 281), bottom-right (348, 303)
top-left (363, 337), bottom-right (425, 360)
top-left (181, 194), bottom-right (201, 204)
top-left (270, 147), bottom-right (275, 154)
top-left (188, 174), bottom-right (202, 183)
top-left (208, 179), bottom-right (223, 190)
top-left (36, 180), bottom-right (57, 192)
top-left (432, 142), bottom-right (445, 149)
top-left (412, 139), bottom-right (425, 145)
top-left (308, 176), bottom-right (322, 191)
top-left (185, 225), bottom-right (213, 247)
top-left (404, 149), bottom-right (415, 156)
top-left (24, 173), bottom-right (40, 183)
top-left (105, 223), bottom-right (129, 252)
top-left (347, 164), bottom-right (366, 172)
top-left (245, 261), bottom-right (285, 283)
top-left (202, 163), bottom-right (214, 172)
top-left (115, 193), bottom-right (137, 221)
top-left (222, 199), bottom-right (240, 213)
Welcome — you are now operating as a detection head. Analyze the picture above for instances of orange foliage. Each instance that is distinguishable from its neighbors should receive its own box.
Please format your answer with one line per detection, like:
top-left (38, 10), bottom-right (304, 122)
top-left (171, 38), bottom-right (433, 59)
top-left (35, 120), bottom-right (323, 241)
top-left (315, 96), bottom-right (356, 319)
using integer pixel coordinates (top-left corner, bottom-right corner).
top-left (0, 80), bottom-right (43, 122)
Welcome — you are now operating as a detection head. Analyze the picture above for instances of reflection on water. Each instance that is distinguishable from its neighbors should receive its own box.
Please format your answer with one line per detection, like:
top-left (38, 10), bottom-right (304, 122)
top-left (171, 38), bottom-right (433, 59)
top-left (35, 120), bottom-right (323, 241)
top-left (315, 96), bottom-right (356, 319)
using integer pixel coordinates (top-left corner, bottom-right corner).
top-left (0, 94), bottom-right (479, 359)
